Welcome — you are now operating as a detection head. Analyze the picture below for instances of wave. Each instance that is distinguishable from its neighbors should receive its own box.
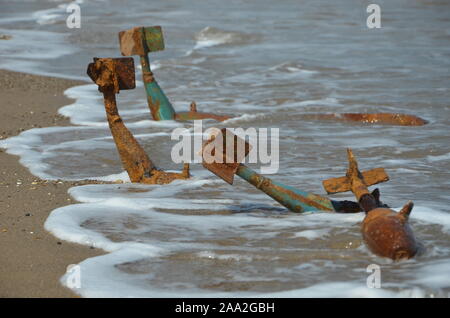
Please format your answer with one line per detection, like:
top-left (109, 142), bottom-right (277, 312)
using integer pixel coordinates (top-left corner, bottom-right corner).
top-left (44, 178), bottom-right (450, 297)
top-left (193, 26), bottom-right (261, 49)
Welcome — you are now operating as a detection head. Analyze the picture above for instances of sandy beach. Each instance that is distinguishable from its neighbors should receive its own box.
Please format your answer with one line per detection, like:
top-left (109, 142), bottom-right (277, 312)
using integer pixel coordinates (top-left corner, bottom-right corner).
top-left (0, 70), bottom-right (104, 297)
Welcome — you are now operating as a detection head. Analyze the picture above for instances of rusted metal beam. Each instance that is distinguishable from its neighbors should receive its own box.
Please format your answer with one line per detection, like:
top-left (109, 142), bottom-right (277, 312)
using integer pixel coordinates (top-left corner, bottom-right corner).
top-left (323, 149), bottom-right (419, 260)
top-left (300, 113), bottom-right (428, 126)
top-left (87, 57), bottom-right (190, 184)
top-left (118, 26), bottom-right (230, 122)
top-left (201, 128), bottom-right (362, 213)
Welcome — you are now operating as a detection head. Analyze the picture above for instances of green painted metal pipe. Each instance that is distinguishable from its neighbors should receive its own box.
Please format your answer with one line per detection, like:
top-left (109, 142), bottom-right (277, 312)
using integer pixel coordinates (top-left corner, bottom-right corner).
top-left (140, 54), bottom-right (176, 120)
top-left (236, 164), bottom-right (360, 213)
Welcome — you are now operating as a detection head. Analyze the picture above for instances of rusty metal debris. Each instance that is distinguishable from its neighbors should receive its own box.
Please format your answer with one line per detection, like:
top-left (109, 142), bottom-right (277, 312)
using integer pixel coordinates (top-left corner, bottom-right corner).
top-left (201, 128), bottom-right (364, 213)
top-left (118, 26), bottom-right (230, 122)
top-left (87, 57), bottom-right (190, 184)
top-left (322, 149), bottom-right (419, 260)
top-left (300, 113), bottom-right (428, 126)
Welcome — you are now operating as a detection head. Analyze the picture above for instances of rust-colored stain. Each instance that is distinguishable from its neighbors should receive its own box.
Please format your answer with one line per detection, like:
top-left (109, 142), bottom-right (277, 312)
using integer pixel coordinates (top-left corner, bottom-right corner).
top-left (328, 148), bottom-right (419, 261)
top-left (87, 57), bottom-right (190, 185)
top-left (300, 113), bottom-right (428, 126)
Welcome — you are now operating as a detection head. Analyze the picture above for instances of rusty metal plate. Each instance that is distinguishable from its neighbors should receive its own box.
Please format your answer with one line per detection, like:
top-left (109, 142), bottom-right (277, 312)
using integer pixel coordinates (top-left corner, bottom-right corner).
top-left (113, 57), bottom-right (135, 90)
top-left (201, 128), bottom-right (252, 184)
top-left (119, 27), bottom-right (145, 56)
top-left (87, 57), bottom-right (135, 92)
top-left (119, 26), bottom-right (165, 56)
top-left (202, 161), bottom-right (240, 185)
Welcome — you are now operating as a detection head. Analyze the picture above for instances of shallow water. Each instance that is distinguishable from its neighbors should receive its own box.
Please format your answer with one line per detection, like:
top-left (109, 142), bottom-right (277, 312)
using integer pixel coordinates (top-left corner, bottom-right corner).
top-left (1, 0), bottom-right (450, 297)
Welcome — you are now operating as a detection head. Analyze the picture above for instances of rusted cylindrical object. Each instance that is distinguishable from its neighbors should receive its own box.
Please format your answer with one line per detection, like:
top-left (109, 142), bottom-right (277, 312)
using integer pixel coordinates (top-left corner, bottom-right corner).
top-left (345, 149), bottom-right (419, 261)
top-left (102, 90), bottom-right (155, 183)
top-left (361, 202), bottom-right (418, 260)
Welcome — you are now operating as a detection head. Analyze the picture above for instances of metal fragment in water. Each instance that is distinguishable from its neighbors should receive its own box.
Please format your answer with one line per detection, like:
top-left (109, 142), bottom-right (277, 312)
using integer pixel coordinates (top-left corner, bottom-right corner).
top-left (200, 128), bottom-right (362, 213)
top-left (87, 57), bottom-right (190, 184)
top-left (118, 26), bottom-right (231, 122)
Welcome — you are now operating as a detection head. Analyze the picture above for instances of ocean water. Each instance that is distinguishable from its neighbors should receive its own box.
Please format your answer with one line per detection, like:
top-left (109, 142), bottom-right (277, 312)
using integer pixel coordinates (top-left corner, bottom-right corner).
top-left (1, 0), bottom-right (450, 297)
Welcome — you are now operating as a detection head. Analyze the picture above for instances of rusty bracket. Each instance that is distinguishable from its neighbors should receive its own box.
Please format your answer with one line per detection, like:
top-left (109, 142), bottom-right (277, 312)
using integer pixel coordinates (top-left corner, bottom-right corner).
top-left (118, 26), bottom-right (231, 122)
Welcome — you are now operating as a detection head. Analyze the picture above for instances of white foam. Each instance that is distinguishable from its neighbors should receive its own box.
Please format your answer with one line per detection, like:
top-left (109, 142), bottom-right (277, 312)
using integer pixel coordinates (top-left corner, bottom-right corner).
top-left (0, 126), bottom-right (93, 179)
top-left (412, 260), bottom-right (450, 290)
top-left (220, 113), bottom-right (265, 125)
top-left (293, 229), bottom-right (330, 239)
top-left (270, 62), bottom-right (319, 76)
top-left (0, 27), bottom-right (83, 80)
top-left (193, 26), bottom-right (257, 50)
top-left (287, 97), bottom-right (341, 108)
top-left (194, 27), bottom-right (236, 49)
top-left (411, 206), bottom-right (450, 233)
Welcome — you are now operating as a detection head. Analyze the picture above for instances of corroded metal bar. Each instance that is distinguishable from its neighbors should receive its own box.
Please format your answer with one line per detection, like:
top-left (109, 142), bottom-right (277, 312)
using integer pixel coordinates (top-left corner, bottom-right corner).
top-left (140, 52), bottom-right (177, 120)
top-left (236, 164), bottom-right (334, 212)
top-left (87, 57), bottom-right (189, 185)
top-left (118, 26), bottom-right (231, 122)
top-left (103, 89), bottom-right (156, 183)
top-left (201, 128), bottom-right (362, 213)
top-left (236, 165), bottom-right (365, 213)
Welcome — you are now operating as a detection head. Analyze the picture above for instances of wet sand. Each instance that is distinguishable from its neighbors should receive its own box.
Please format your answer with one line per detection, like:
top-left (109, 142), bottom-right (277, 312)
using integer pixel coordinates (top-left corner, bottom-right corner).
top-left (0, 70), bottom-right (104, 297)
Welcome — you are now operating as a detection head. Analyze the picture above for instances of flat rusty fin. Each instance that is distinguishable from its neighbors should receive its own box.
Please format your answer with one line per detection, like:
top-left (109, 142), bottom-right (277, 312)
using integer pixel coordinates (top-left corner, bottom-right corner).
top-left (399, 201), bottom-right (414, 220)
top-left (322, 149), bottom-right (389, 194)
